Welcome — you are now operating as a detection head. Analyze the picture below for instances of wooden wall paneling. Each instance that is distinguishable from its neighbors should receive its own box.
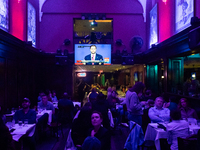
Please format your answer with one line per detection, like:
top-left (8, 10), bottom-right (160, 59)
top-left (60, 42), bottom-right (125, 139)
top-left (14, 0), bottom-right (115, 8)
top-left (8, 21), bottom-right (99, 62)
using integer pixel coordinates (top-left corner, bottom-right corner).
top-left (146, 65), bottom-right (159, 94)
top-left (0, 57), bottom-right (6, 112)
top-left (7, 59), bottom-right (18, 109)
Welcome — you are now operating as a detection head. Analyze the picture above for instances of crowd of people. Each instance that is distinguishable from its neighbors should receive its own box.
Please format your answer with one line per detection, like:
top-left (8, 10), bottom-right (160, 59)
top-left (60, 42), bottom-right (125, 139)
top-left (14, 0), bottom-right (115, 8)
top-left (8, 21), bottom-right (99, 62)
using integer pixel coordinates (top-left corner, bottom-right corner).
top-left (1, 83), bottom-right (200, 150)
top-left (71, 81), bottom-right (200, 150)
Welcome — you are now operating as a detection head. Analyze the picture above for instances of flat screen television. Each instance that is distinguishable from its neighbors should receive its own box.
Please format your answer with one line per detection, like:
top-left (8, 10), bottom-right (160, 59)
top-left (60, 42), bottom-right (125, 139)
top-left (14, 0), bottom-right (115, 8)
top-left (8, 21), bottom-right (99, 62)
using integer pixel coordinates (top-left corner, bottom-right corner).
top-left (74, 44), bottom-right (111, 65)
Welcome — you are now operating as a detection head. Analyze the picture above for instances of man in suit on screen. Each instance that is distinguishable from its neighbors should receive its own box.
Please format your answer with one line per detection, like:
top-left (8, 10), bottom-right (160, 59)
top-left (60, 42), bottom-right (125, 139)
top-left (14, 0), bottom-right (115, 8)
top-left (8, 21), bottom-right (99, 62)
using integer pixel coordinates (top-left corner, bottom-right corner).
top-left (84, 45), bottom-right (104, 65)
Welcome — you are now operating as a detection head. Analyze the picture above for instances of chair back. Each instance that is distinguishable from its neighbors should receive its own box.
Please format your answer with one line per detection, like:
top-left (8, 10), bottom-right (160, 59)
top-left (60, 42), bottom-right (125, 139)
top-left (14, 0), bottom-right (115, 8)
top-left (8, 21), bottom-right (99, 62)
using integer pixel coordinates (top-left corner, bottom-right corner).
top-left (178, 137), bottom-right (197, 150)
top-left (35, 113), bottom-right (49, 141)
top-left (124, 121), bottom-right (144, 150)
top-left (160, 138), bottom-right (170, 150)
top-left (58, 105), bottom-right (73, 124)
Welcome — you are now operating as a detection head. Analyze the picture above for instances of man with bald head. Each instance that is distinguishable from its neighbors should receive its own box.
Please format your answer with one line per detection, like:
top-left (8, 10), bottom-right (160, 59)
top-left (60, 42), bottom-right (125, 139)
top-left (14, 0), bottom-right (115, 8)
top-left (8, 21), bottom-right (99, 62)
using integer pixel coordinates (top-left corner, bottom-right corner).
top-left (148, 97), bottom-right (170, 123)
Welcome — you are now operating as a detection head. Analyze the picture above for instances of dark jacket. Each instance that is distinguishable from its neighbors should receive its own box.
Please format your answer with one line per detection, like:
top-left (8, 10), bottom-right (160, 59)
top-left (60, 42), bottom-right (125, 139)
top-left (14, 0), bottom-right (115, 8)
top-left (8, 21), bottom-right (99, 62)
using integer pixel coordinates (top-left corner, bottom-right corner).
top-left (58, 98), bottom-right (75, 123)
top-left (88, 127), bottom-right (111, 150)
top-left (71, 118), bottom-right (92, 146)
top-left (14, 109), bottom-right (36, 124)
top-left (84, 53), bottom-right (104, 65)
top-left (92, 99), bottom-right (110, 129)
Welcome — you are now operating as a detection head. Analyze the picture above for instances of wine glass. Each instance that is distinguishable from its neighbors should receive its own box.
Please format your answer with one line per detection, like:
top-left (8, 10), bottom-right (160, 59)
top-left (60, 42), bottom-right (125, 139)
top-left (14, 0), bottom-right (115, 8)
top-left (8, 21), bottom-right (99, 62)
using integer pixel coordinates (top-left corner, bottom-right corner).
top-left (18, 120), bottom-right (23, 128)
top-left (24, 119), bottom-right (28, 127)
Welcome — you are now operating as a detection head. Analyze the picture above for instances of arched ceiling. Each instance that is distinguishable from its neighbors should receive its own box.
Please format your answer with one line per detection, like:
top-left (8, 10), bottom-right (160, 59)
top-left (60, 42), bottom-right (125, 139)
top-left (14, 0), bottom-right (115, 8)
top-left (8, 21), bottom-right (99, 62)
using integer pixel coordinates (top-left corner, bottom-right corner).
top-left (39, 0), bottom-right (147, 22)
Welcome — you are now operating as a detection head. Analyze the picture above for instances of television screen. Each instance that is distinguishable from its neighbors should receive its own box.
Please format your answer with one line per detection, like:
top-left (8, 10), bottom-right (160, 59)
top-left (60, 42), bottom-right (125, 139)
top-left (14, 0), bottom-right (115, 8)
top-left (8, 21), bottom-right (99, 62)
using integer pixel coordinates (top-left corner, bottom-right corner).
top-left (75, 44), bottom-right (111, 65)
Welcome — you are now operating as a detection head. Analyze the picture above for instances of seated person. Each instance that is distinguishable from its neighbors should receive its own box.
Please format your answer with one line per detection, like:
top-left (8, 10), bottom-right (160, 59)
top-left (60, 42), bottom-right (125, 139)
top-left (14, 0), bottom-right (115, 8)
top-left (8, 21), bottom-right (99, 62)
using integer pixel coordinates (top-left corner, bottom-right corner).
top-left (0, 105), bottom-right (6, 124)
top-left (87, 88), bottom-right (98, 103)
top-left (0, 117), bottom-right (15, 150)
top-left (82, 136), bottom-right (101, 150)
top-left (38, 91), bottom-right (44, 102)
top-left (178, 98), bottom-right (198, 120)
top-left (14, 98), bottom-right (36, 124)
top-left (163, 96), bottom-right (178, 111)
top-left (71, 106), bottom-right (93, 148)
top-left (107, 91), bottom-right (120, 125)
top-left (107, 91), bottom-right (120, 109)
top-left (38, 94), bottom-right (55, 114)
top-left (142, 99), bottom-right (154, 132)
top-left (14, 98), bottom-right (36, 150)
top-left (88, 111), bottom-right (111, 150)
top-left (51, 90), bottom-right (58, 102)
top-left (107, 87), bottom-right (112, 99)
top-left (148, 97), bottom-right (170, 123)
top-left (92, 93), bottom-right (110, 130)
top-left (166, 109), bottom-right (189, 150)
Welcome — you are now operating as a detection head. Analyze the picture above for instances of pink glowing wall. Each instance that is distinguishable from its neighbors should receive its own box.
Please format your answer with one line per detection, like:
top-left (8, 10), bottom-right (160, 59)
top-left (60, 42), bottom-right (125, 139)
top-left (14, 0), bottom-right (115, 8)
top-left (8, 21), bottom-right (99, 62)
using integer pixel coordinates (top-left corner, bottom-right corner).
top-left (149, 0), bottom-right (200, 43)
top-left (7, 0), bottom-right (200, 52)
top-left (40, 0), bottom-right (145, 53)
top-left (9, 0), bottom-right (39, 46)
top-left (10, 0), bottom-right (27, 41)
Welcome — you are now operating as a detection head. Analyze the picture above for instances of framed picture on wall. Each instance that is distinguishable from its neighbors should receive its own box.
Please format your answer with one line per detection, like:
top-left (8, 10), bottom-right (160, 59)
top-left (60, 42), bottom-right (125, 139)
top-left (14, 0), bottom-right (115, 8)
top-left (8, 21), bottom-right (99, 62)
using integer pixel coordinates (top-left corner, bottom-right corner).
top-left (149, 3), bottom-right (158, 48)
top-left (0, 0), bottom-right (9, 31)
top-left (27, 2), bottom-right (36, 47)
top-left (175, 0), bottom-right (194, 33)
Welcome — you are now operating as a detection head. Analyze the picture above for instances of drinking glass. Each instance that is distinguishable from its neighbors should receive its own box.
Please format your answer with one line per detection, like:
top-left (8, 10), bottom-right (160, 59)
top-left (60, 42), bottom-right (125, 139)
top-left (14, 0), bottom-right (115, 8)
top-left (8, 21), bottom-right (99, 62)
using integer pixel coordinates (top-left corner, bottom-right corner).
top-left (18, 120), bottom-right (23, 128)
top-left (12, 119), bottom-right (15, 127)
top-left (24, 119), bottom-right (28, 127)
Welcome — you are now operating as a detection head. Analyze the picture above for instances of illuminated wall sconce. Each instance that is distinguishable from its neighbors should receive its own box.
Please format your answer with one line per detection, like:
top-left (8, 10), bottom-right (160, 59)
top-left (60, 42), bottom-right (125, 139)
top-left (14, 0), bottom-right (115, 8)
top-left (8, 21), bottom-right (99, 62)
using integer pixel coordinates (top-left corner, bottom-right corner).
top-left (161, 75), bottom-right (164, 79)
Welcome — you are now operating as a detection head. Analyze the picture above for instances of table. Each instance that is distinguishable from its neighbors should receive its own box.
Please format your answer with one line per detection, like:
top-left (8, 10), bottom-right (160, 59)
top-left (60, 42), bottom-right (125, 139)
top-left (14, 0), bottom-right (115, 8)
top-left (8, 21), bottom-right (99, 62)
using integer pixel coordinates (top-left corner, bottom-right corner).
top-left (53, 102), bottom-right (58, 109)
top-left (73, 102), bottom-right (81, 107)
top-left (10, 124), bottom-right (36, 141)
top-left (108, 109), bottom-right (114, 128)
top-left (144, 123), bottom-right (200, 150)
top-left (5, 112), bottom-right (15, 117)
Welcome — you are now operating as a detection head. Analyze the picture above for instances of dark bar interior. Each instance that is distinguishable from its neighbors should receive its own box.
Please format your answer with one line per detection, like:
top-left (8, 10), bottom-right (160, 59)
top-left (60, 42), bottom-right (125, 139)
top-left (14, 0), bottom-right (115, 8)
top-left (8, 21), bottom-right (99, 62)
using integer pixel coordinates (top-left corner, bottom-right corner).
top-left (0, 0), bottom-right (200, 150)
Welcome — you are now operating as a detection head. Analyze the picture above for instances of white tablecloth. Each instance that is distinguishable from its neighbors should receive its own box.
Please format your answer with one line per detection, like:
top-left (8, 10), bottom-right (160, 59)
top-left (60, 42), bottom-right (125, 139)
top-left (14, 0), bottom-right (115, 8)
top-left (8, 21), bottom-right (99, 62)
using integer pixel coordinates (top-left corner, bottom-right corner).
top-left (53, 102), bottom-right (58, 109)
top-left (108, 109), bottom-right (114, 128)
top-left (73, 102), bottom-right (81, 107)
top-left (11, 124), bottom-right (36, 141)
top-left (144, 123), bottom-right (200, 150)
top-left (5, 112), bottom-right (15, 117)
top-left (37, 110), bottom-right (52, 124)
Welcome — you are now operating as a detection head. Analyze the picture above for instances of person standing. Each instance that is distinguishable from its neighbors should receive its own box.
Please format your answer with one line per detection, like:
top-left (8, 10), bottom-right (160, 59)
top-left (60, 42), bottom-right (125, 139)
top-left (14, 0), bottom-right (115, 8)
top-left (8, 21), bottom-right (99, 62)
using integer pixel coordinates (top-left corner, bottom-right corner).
top-left (84, 45), bottom-right (104, 65)
top-left (125, 82), bottom-right (146, 126)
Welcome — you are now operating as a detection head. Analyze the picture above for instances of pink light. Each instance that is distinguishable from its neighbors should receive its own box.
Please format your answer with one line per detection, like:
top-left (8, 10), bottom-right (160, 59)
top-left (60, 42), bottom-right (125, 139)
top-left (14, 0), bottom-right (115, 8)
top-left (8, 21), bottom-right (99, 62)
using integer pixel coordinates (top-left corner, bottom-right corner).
top-left (162, 0), bottom-right (167, 5)
top-left (18, 0), bottom-right (21, 3)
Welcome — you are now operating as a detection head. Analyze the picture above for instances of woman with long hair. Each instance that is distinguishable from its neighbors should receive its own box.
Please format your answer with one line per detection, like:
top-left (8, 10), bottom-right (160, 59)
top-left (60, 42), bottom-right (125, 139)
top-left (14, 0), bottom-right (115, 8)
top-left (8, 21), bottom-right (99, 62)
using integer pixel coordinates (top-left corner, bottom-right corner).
top-left (178, 98), bottom-right (198, 120)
